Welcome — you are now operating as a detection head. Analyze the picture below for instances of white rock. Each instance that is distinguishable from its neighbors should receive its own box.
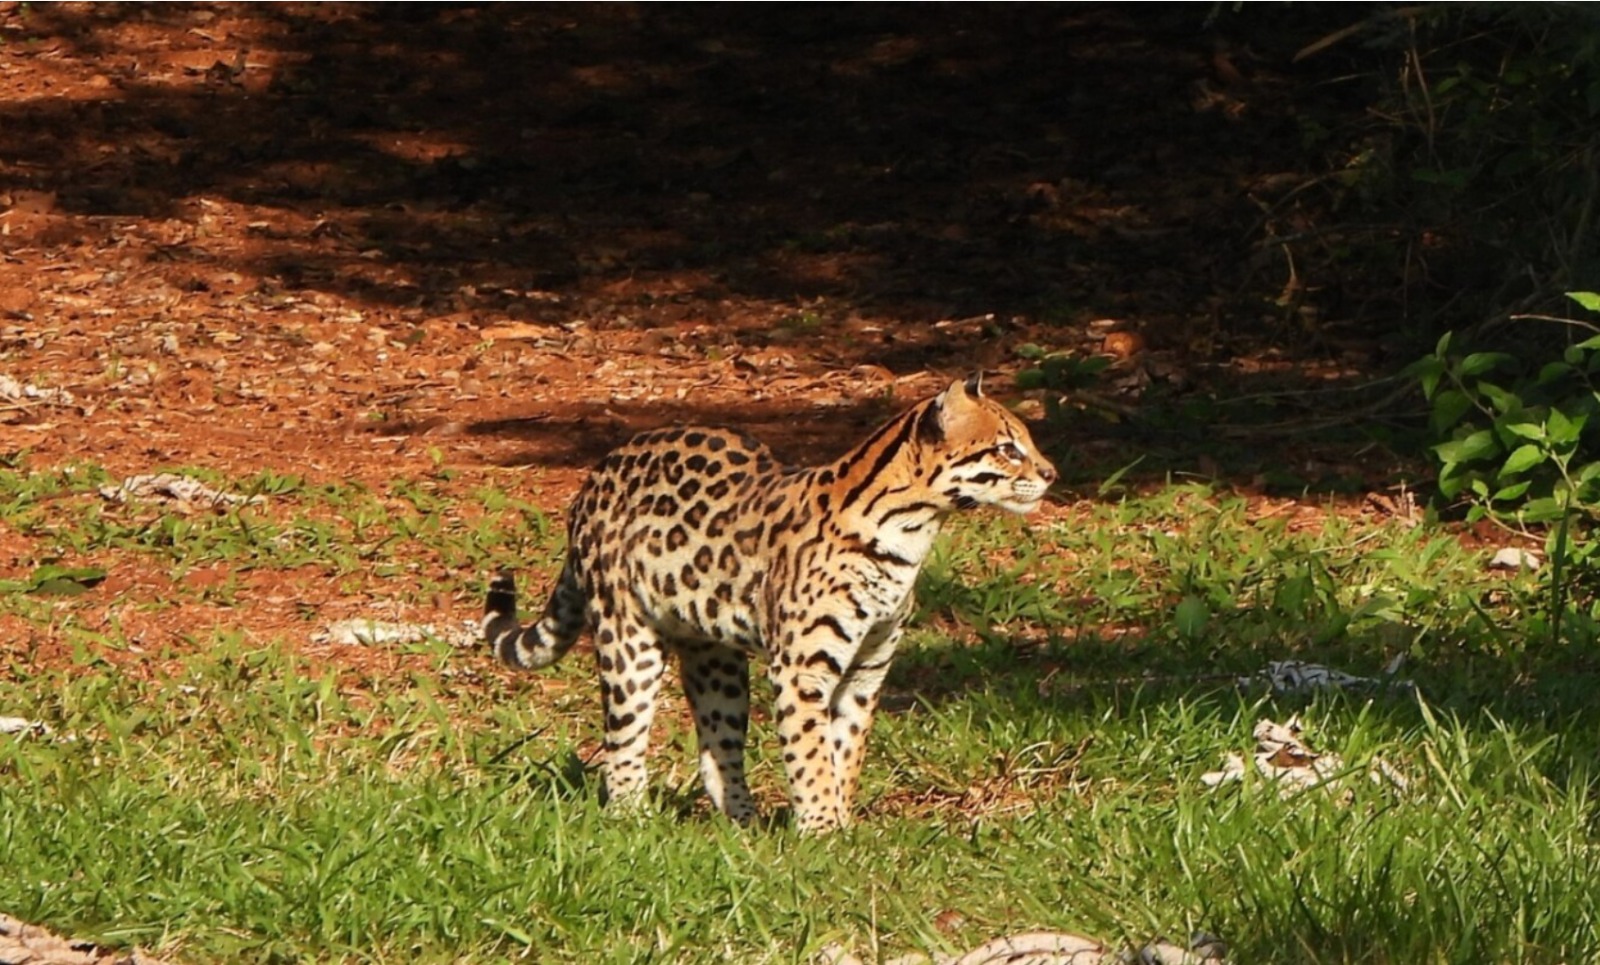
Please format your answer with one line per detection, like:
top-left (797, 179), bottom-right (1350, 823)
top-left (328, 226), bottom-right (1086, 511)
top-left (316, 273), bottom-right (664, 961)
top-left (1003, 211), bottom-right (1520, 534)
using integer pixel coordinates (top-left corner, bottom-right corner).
top-left (1488, 547), bottom-right (1542, 572)
top-left (0, 374), bottom-right (75, 406)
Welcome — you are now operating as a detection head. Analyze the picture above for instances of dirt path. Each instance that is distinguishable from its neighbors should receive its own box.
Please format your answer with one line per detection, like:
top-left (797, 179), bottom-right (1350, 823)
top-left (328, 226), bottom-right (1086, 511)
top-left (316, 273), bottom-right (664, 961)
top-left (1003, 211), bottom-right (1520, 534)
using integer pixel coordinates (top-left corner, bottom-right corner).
top-left (0, 4), bottom-right (1377, 476)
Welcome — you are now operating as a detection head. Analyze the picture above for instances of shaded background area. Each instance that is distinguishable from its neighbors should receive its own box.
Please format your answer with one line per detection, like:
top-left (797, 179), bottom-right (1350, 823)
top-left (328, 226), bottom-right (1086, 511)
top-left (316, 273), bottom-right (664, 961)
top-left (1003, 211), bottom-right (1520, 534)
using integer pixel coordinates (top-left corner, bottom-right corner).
top-left (0, 3), bottom-right (1432, 488)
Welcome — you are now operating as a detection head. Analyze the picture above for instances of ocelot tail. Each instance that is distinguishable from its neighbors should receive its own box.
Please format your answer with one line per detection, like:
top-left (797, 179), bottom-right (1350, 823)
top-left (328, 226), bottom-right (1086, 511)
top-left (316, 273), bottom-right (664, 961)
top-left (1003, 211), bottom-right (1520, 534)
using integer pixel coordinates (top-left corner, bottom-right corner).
top-left (483, 376), bottom-right (1057, 833)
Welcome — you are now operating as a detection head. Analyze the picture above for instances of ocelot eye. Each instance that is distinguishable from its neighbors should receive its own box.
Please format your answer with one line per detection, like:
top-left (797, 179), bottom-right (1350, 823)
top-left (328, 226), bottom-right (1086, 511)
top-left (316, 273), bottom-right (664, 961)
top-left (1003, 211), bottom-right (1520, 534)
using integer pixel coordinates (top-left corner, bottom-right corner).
top-left (995, 442), bottom-right (1025, 463)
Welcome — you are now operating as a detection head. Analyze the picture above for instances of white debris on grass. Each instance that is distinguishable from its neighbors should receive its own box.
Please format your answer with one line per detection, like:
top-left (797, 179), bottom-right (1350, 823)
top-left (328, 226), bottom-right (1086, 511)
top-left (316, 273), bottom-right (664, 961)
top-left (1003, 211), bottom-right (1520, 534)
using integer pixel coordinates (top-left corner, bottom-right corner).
top-left (98, 473), bottom-right (264, 512)
top-left (1488, 547), bottom-right (1542, 572)
top-left (1238, 656), bottom-right (1413, 696)
top-left (820, 930), bottom-right (1226, 965)
top-left (0, 912), bottom-right (169, 965)
top-left (0, 716), bottom-right (49, 737)
top-left (1201, 716), bottom-right (1408, 797)
top-left (315, 618), bottom-right (480, 649)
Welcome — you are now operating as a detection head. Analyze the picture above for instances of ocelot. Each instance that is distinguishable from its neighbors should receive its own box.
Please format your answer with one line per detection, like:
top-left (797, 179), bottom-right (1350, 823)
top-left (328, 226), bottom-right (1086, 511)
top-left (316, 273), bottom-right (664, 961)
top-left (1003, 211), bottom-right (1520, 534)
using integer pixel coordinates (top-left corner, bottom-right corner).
top-left (483, 376), bottom-right (1056, 833)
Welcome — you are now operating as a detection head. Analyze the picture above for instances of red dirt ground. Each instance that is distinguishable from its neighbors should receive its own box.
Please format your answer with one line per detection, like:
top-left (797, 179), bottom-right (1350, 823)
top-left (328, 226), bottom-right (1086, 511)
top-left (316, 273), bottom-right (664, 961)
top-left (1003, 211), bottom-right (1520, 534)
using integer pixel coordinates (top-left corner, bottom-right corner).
top-left (0, 5), bottom-right (1422, 673)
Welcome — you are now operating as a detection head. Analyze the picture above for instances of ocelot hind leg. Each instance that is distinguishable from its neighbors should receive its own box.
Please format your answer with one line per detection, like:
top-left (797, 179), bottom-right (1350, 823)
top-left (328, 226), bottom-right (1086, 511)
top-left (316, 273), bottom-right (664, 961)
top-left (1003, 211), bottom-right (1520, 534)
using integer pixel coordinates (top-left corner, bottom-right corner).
top-left (675, 640), bottom-right (756, 824)
top-left (595, 609), bottom-right (669, 813)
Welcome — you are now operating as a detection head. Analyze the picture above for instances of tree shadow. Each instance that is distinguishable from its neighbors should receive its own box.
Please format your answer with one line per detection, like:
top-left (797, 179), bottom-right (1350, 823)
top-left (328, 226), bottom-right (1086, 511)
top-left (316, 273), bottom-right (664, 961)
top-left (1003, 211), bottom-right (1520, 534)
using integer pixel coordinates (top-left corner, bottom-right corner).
top-left (1, 4), bottom-right (1377, 348)
top-left (0, 3), bottom-right (1422, 480)
top-left (880, 587), bottom-right (1600, 800)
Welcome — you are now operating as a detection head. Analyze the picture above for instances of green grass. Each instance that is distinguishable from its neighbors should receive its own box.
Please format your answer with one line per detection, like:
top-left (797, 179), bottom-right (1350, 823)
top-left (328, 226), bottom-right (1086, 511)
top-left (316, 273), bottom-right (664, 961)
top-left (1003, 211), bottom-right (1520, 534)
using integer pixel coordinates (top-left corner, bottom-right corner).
top-left (2, 468), bottom-right (1599, 962)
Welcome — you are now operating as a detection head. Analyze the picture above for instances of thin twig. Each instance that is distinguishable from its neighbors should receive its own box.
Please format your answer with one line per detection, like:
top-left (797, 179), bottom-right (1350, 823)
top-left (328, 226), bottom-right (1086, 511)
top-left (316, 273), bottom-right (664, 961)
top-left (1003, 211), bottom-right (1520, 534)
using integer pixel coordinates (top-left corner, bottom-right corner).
top-left (1057, 389), bottom-right (1140, 420)
top-left (487, 727), bottom-right (548, 767)
top-left (1506, 313), bottom-right (1600, 335)
top-left (1293, 6), bottom-right (1432, 62)
top-left (1209, 381), bottom-right (1421, 438)
top-left (1211, 375), bottom-right (1401, 406)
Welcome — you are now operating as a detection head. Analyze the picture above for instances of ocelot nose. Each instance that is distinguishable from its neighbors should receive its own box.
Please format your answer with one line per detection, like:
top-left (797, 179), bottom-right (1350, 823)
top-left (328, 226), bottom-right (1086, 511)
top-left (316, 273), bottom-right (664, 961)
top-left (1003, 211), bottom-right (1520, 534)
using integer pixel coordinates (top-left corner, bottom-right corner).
top-left (1038, 462), bottom-right (1058, 484)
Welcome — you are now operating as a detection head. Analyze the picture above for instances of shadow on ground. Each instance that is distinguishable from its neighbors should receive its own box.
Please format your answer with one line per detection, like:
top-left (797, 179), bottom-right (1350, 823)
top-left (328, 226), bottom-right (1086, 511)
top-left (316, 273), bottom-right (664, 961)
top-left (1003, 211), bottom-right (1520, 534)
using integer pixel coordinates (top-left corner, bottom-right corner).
top-left (3, 7), bottom-right (1406, 381)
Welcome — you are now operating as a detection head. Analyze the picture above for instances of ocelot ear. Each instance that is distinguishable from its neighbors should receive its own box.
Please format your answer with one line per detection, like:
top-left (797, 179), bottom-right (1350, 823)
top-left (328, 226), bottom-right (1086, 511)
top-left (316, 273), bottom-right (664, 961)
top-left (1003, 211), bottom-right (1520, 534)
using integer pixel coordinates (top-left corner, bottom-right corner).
top-left (922, 375), bottom-right (983, 442)
top-left (939, 375), bottom-right (984, 410)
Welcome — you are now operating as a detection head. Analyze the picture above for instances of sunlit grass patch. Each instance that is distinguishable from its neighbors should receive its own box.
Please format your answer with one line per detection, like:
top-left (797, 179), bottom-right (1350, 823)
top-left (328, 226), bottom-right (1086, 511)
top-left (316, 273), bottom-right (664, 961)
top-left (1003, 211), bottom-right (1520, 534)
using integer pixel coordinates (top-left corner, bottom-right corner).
top-left (1, 472), bottom-right (1598, 961)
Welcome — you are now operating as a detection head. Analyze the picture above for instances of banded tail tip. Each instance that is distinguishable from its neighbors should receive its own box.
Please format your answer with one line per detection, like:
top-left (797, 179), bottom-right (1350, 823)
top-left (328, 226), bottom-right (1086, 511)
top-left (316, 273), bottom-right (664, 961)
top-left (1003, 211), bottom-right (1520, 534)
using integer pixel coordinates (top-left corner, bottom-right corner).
top-left (485, 572), bottom-right (518, 617)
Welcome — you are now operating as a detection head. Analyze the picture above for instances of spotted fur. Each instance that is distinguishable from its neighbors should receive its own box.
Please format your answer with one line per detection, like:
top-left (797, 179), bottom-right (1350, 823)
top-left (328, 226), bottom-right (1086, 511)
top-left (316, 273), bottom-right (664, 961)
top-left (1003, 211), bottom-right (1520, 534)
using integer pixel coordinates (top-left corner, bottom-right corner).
top-left (483, 376), bottom-right (1057, 833)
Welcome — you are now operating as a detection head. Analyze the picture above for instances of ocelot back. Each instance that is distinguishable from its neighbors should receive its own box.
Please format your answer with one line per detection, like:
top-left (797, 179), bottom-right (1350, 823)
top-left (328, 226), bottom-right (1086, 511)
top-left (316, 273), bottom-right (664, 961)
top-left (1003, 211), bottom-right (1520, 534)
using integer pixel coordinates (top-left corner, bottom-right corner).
top-left (483, 376), bottom-right (1057, 833)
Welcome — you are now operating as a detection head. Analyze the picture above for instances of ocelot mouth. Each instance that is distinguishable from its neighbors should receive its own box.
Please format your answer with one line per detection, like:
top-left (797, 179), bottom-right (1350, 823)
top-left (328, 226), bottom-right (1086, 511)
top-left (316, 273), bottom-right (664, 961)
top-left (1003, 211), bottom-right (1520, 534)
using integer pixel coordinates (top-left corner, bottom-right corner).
top-left (1001, 492), bottom-right (1047, 514)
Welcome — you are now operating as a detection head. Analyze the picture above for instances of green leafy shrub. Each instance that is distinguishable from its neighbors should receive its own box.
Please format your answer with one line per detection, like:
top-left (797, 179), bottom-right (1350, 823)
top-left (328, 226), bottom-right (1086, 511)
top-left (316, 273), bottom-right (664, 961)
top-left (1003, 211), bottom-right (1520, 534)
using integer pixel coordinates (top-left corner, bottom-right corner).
top-left (1012, 343), bottom-right (1111, 393)
top-left (1411, 292), bottom-right (1600, 525)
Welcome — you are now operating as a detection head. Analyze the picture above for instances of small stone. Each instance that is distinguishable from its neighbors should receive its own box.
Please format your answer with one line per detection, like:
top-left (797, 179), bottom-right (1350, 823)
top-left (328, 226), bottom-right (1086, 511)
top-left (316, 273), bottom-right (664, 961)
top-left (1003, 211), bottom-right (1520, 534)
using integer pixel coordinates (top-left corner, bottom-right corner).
top-left (1488, 547), bottom-right (1541, 572)
top-left (1101, 330), bottom-right (1146, 360)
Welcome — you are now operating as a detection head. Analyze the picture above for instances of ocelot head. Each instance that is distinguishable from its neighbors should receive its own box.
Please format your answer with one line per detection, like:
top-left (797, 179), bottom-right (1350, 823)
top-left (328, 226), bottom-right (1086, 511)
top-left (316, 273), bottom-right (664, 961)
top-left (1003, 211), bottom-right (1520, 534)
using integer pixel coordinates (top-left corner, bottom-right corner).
top-left (920, 375), bottom-right (1058, 514)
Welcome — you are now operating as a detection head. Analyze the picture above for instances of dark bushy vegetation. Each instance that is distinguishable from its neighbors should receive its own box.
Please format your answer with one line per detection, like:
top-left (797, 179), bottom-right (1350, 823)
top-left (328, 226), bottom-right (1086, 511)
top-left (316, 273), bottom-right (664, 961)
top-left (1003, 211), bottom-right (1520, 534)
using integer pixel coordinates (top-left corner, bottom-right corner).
top-left (1313, 6), bottom-right (1600, 644)
top-left (1349, 7), bottom-right (1600, 506)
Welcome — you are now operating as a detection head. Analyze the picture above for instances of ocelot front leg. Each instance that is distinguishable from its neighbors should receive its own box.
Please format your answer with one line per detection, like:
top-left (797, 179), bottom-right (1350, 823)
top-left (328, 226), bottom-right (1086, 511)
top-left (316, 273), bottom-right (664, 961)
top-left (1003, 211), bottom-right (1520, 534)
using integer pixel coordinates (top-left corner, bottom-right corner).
top-left (829, 624), bottom-right (901, 818)
top-left (769, 619), bottom-right (896, 834)
top-left (769, 640), bottom-right (844, 833)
